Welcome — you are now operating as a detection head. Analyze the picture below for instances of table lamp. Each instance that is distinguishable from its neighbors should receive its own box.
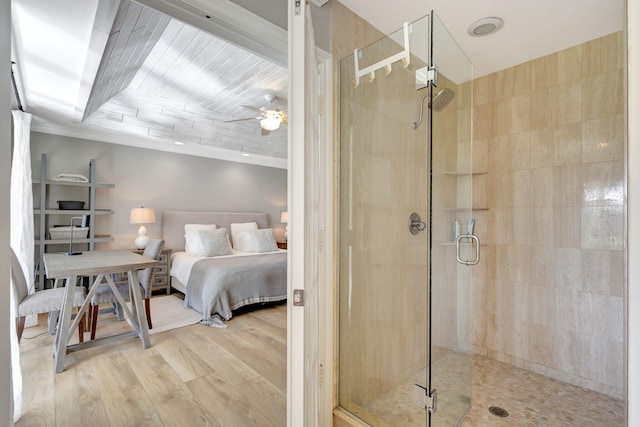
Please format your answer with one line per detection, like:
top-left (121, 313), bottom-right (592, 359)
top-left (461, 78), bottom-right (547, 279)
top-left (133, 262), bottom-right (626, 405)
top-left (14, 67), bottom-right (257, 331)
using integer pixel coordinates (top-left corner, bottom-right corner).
top-left (130, 207), bottom-right (156, 249)
top-left (281, 211), bottom-right (288, 240)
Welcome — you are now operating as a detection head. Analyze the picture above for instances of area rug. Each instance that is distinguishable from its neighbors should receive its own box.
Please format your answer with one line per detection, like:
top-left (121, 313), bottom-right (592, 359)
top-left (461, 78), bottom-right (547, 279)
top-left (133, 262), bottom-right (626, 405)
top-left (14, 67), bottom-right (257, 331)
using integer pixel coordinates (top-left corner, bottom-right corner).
top-left (89, 294), bottom-right (203, 339)
top-left (147, 294), bottom-right (203, 335)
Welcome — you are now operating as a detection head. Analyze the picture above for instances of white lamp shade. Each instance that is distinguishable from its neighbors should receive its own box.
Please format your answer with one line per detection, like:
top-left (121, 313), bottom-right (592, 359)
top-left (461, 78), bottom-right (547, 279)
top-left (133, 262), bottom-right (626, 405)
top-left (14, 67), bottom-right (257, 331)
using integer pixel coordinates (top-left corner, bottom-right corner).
top-left (130, 207), bottom-right (156, 225)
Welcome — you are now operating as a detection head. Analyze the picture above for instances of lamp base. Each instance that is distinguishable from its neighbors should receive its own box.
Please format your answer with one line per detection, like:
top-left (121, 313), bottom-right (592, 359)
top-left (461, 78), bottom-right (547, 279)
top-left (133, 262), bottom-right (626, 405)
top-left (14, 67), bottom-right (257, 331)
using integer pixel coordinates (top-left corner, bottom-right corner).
top-left (135, 223), bottom-right (150, 249)
top-left (135, 235), bottom-right (150, 250)
top-left (65, 252), bottom-right (82, 256)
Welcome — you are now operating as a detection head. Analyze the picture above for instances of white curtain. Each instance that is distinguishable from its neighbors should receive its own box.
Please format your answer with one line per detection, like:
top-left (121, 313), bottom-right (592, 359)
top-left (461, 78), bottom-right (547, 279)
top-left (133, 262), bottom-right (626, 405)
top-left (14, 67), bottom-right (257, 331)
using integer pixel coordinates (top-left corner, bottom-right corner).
top-left (10, 110), bottom-right (33, 422)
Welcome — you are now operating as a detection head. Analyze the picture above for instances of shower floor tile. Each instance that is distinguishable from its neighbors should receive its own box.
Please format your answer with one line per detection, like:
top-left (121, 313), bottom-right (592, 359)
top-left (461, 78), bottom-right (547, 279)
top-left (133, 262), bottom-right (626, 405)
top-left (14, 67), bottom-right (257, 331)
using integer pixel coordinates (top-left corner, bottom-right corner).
top-left (345, 351), bottom-right (623, 426)
top-left (462, 355), bottom-right (623, 427)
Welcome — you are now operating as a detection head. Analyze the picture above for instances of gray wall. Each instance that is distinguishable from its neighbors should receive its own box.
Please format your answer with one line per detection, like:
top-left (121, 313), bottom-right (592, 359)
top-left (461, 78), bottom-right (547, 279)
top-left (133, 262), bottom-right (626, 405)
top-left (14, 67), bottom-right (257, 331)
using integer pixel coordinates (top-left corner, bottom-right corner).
top-left (31, 132), bottom-right (288, 250)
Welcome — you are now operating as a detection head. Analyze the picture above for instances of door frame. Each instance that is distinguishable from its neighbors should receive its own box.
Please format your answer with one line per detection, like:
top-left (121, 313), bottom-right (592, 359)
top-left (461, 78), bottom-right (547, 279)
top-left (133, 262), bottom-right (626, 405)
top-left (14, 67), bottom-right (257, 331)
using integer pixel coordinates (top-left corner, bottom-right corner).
top-left (287, 1), bottom-right (333, 425)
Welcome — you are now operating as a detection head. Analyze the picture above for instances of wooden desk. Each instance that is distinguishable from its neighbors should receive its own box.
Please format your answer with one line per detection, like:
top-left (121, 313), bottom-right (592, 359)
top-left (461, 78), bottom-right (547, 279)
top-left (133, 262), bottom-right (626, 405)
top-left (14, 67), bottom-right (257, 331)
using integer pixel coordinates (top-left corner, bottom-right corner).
top-left (43, 250), bottom-right (157, 372)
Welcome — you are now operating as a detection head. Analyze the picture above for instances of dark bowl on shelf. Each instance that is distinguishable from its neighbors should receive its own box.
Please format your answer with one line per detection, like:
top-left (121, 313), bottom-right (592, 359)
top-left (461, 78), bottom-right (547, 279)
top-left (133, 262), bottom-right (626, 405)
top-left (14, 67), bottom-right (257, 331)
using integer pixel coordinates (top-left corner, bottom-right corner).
top-left (57, 200), bottom-right (85, 210)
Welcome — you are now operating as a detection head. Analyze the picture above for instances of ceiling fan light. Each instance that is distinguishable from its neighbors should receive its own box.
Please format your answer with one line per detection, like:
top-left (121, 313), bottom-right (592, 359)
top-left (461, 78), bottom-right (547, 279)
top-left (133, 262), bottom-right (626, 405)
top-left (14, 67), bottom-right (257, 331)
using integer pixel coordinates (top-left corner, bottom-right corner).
top-left (260, 116), bottom-right (281, 131)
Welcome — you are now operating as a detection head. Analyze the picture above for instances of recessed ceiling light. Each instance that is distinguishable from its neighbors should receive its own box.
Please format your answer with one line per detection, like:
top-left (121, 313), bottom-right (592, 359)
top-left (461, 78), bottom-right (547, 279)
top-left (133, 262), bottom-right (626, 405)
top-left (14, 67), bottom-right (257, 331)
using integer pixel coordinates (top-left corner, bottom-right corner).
top-left (468, 17), bottom-right (503, 37)
top-left (241, 153), bottom-right (251, 157)
top-left (174, 141), bottom-right (184, 145)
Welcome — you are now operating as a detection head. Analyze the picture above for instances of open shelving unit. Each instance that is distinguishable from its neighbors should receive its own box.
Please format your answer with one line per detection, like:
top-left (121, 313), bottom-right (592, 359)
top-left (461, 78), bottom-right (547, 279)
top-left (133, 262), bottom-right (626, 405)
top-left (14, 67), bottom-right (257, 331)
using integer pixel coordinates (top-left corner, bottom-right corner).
top-left (33, 154), bottom-right (115, 290)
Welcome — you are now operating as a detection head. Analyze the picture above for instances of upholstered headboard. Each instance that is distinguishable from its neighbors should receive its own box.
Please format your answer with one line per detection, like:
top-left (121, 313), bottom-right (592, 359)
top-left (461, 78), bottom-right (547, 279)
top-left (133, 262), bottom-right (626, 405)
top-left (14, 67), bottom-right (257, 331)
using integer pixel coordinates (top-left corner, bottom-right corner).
top-left (162, 211), bottom-right (269, 251)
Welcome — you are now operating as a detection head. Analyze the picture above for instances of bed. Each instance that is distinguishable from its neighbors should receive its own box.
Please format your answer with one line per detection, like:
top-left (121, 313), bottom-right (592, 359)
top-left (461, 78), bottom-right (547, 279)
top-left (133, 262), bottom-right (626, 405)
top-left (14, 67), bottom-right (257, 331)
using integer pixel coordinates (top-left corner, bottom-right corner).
top-left (162, 211), bottom-right (287, 321)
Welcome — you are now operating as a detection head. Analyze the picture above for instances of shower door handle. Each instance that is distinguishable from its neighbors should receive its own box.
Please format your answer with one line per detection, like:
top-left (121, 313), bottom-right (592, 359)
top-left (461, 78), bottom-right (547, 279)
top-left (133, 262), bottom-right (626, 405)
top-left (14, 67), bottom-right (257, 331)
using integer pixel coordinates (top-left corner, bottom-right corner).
top-left (456, 234), bottom-right (480, 265)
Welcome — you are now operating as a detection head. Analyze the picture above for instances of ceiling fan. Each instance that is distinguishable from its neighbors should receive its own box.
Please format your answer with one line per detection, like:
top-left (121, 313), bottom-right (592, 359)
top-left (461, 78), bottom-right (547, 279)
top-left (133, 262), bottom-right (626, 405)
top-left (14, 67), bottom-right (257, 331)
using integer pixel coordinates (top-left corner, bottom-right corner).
top-left (225, 94), bottom-right (288, 136)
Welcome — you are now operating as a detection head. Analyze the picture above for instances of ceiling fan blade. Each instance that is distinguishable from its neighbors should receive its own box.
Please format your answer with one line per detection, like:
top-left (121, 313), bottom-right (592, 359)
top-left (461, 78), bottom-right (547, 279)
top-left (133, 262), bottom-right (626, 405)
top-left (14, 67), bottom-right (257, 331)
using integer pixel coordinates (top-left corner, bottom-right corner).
top-left (224, 116), bottom-right (261, 123)
top-left (242, 105), bottom-right (265, 114)
top-left (261, 128), bottom-right (271, 136)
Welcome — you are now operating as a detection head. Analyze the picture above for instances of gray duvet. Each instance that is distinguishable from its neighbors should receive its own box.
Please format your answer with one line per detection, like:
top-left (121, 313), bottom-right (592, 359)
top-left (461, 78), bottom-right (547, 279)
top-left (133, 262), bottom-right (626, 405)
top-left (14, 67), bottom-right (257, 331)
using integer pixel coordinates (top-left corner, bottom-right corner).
top-left (184, 252), bottom-right (287, 320)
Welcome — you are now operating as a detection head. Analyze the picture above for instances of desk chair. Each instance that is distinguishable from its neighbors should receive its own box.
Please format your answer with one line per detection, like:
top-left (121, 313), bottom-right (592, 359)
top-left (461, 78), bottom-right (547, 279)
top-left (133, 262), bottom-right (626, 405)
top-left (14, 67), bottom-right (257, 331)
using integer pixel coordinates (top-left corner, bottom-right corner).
top-left (89, 239), bottom-right (164, 339)
top-left (10, 248), bottom-right (86, 343)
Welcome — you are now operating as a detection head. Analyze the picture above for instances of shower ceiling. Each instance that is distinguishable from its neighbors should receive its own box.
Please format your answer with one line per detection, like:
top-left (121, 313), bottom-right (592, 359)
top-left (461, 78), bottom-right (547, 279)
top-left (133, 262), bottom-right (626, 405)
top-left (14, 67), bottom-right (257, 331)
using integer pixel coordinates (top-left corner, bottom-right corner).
top-left (341, 0), bottom-right (624, 78)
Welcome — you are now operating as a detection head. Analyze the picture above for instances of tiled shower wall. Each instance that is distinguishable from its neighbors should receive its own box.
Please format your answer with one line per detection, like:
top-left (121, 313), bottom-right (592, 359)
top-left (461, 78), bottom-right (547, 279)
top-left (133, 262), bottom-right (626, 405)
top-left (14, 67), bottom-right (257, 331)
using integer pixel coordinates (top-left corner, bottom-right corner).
top-left (471, 32), bottom-right (624, 398)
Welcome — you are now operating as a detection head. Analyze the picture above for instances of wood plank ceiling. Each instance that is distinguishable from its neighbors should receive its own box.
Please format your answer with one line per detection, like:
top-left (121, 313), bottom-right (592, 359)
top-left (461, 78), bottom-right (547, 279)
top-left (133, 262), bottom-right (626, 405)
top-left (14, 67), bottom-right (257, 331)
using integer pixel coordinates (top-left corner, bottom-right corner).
top-left (82, 0), bottom-right (288, 159)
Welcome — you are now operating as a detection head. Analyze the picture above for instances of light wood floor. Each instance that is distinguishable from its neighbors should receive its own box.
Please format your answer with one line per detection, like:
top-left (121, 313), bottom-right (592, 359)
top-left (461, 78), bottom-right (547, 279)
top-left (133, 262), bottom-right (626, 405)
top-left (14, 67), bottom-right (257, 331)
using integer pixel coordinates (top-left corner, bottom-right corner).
top-left (17, 301), bottom-right (287, 427)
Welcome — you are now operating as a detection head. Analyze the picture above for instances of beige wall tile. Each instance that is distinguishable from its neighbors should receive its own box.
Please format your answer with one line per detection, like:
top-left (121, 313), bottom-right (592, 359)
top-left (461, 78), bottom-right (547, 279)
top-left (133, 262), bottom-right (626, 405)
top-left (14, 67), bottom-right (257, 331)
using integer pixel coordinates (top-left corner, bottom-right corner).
top-left (553, 248), bottom-right (582, 290)
top-left (529, 285), bottom-right (556, 326)
top-left (556, 44), bottom-right (583, 84)
top-left (494, 278), bottom-right (515, 319)
top-left (552, 165), bottom-right (582, 207)
top-left (582, 115), bottom-right (624, 163)
top-left (579, 292), bottom-right (623, 342)
top-left (473, 75), bottom-right (489, 106)
top-left (530, 207), bottom-right (554, 247)
top-left (491, 208), bottom-right (514, 244)
top-left (555, 288), bottom-right (581, 333)
top-left (530, 167), bottom-right (553, 207)
top-left (508, 132), bottom-right (532, 170)
top-left (469, 32), bottom-right (624, 396)
top-left (582, 32), bottom-right (624, 79)
top-left (529, 246), bottom-right (555, 287)
top-left (581, 336), bottom-right (624, 387)
top-left (581, 205), bottom-right (624, 250)
top-left (581, 249), bottom-right (624, 296)
top-left (552, 206), bottom-right (581, 248)
top-left (531, 54), bottom-right (558, 90)
top-left (488, 62), bottom-right (531, 102)
top-left (553, 331), bottom-right (583, 375)
top-left (555, 122), bottom-right (582, 165)
top-left (551, 80), bottom-right (582, 126)
top-left (531, 87), bottom-right (552, 129)
top-left (473, 103), bottom-right (491, 141)
top-left (582, 160), bottom-right (625, 207)
top-left (512, 169), bottom-right (531, 207)
top-left (529, 324), bottom-right (555, 367)
top-left (472, 138), bottom-right (488, 173)
top-left (513, 207), bottom-right (534, 246)
top-left (530, 127), bottom-right (555, 168)
top-left (582, 70), bottom-right (624, 121)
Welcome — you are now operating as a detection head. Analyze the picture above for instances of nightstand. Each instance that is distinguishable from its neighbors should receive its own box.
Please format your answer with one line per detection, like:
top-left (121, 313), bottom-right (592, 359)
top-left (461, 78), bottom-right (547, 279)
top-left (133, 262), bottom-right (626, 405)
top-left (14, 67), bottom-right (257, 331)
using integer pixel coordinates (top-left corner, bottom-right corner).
top-left (130, 247), bottom-right (172, 294)
top-left (277, 241), bottom-right (287, 250)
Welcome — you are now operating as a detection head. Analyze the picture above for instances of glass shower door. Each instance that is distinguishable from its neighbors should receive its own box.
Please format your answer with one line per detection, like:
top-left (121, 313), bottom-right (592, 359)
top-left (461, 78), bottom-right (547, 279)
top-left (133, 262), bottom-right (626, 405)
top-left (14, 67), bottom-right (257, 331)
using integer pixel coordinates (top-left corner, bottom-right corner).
top-left (427, 11), bottom-right (474, 426)
top-left (338, 11), bottom-right (474, 426)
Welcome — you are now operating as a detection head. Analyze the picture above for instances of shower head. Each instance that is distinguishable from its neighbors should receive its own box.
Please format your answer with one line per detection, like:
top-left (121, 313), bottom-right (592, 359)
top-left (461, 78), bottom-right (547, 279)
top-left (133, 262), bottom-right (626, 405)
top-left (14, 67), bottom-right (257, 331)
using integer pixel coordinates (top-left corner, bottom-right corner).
top-left (430, 87), bottom-right (456, 112)
top-left (412, 87), bottom-right (457, 129)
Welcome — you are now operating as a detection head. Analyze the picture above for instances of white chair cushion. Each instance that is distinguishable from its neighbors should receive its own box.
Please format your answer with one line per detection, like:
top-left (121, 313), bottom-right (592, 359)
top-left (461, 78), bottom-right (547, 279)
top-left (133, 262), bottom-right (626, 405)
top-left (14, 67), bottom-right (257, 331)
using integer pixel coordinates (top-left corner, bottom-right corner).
top-left (18, 286), bottom-right (86, 317)
top-left (90, 282), bottom-right (131, 306)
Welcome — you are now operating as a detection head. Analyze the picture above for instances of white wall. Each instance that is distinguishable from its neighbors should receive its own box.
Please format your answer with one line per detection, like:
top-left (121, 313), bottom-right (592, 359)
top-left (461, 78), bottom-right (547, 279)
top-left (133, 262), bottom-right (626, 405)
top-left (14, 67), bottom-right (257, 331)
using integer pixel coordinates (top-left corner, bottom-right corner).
top-left (30, 132), bottom-right (288, 249)
top-left (1, 0), bottom-right (13, 423)
top-left (627, 0), bottom-right (639, 424)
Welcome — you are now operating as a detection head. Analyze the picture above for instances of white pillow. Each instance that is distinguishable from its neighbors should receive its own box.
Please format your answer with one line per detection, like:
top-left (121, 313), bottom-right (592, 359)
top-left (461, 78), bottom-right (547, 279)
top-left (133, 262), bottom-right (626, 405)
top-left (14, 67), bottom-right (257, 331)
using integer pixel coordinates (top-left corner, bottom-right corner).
top-left (236, 228), bottom-right (278, 253)
top-left (230, 222), bottom-right (258, 250)
top-left (184, 224), bottom-right (216, 253)
top-left (198, 228), bottom-right (233, 257)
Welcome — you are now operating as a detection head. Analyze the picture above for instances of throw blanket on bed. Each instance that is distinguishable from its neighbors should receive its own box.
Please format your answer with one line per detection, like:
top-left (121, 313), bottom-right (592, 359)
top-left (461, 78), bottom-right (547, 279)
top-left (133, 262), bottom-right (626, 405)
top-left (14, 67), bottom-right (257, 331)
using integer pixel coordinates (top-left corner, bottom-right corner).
top-left (184, 252), bottom-right (287, 320)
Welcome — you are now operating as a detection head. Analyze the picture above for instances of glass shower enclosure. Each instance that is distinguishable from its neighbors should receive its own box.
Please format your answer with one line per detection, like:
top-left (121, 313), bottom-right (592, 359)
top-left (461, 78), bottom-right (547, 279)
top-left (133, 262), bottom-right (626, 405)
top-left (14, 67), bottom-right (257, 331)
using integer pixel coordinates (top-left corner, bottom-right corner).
top-left (339, 12), bottom-right (475, 426)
